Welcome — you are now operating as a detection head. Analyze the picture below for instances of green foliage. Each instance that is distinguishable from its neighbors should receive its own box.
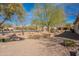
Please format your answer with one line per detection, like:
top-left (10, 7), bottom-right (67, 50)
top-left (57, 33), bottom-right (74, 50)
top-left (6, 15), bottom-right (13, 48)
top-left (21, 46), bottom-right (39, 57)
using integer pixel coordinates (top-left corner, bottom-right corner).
top-left (63, 40), bottom-right (76, 47)
top-left (3, 23), bottom-right (12, 28)
top-left (32, 4), bottom-right (47, 27)
top-left (0, 38), bottom-right (11, 42)
top-left (26, 25), bottom-right (37, 30)
top-left (32, 19), bottom-right (41, 26)
top-left (43, 4), bottom-right (65, 27)
top-left (0, 4), bottom-right (26, 26)
top-left (32, 4), bottom-right (65, 31)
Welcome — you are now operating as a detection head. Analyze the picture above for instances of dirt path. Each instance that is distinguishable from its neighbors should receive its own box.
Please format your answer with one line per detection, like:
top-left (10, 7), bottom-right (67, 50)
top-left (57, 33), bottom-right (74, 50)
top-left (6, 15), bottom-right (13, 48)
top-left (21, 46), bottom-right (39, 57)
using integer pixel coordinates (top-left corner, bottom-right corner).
top-left (0, 38), bottom-right (69, 56)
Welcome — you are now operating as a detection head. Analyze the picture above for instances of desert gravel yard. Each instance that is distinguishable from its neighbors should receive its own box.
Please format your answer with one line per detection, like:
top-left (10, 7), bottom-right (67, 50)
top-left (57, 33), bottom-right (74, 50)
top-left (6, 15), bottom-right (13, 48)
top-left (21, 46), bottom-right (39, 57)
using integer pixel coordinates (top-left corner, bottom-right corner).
top-left (0, 31), bottom-right (79, 56)
top-left (0, 38), bottom-right (69, 56)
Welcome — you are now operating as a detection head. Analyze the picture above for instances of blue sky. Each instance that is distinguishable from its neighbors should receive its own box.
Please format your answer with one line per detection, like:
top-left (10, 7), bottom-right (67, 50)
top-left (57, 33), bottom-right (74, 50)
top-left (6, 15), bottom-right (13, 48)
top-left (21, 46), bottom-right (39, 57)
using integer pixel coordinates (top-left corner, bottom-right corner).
top-left (22, 3), bottom-right (79, 25)
top-left (1, 3), bottom-right (79, 26)
top-left (63, 4), bottom-right (79, 23)
top-left (22, 3), bottom-right (34, 26)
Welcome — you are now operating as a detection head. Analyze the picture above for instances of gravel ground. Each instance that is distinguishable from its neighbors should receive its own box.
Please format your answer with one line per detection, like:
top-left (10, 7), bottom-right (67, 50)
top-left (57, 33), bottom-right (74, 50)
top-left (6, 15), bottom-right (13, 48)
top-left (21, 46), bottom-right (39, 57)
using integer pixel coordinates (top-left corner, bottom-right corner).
top-left (0, 31), bottom-right (79, 56)
top-left (0, 38), bottom-right (69, 56)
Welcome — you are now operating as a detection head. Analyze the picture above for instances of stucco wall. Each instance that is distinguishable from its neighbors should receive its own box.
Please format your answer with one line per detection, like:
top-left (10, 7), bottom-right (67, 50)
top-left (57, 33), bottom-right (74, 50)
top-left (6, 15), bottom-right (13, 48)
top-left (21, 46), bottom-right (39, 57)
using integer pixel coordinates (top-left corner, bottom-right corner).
top-left (74, 23), bottom-right (79, 34)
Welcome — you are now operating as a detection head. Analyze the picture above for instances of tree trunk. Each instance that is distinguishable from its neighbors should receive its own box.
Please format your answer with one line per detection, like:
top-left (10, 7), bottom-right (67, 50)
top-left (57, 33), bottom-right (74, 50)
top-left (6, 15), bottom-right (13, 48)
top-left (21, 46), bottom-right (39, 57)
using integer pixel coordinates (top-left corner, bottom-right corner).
top-left (0, 18), bottom-right (7, 27)
top-left (47, 26), bottom-right (51, 32)
top-left (22, 29), bottom-right (24, 35)
top-left (2, 29), bottom-right (5, 35)
top-left (21, 26), bottom-right (24, 35)
top-left (36, 25), bottom-right (38, 30)
top-left (41, 26), bottom-right (44, 31)
top-left (0, 18), bottom-right (7, 35)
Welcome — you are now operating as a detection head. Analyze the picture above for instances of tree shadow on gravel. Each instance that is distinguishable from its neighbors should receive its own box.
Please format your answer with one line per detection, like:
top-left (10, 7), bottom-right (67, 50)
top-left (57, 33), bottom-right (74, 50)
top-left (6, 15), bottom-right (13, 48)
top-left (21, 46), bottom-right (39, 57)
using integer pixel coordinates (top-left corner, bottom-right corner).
top-left (55, 31), bottom-right (79, 40)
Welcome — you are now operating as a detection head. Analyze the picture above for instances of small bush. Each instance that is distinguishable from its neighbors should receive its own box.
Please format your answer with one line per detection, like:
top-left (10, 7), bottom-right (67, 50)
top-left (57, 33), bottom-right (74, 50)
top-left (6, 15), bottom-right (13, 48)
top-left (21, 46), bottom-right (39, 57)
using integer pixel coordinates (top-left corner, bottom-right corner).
top-left (0, 38), bottom-right (11, 42)
top-left (0, 39), bottom-right (2, 42)
top-left (0, 36), bottom-right (24, 42)
top-left (42, 33), bottom-right (50, 38)
top-left (63, 40), bottom-right (76, 47)
top-left (28, 35), bottom-right (41, 39)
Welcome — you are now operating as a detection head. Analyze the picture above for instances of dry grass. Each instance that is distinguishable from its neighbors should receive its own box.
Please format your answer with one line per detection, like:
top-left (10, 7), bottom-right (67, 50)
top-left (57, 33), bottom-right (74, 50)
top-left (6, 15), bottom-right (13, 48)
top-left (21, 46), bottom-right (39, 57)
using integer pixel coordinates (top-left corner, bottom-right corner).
top-left (27, 32), bottom-right (54, 39)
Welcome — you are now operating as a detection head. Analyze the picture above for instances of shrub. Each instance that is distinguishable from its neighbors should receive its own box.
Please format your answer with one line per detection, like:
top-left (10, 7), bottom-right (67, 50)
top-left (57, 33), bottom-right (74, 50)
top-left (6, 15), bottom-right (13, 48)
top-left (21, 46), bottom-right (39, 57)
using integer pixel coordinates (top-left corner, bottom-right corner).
top-left (63, 40), bottom-right (76, 47)
top-left (28, 35), bottom-right (41, 39)
top-left (0, 38), bottom-right (11, 42)
top-left (42, 33), bottom-right (50, 38)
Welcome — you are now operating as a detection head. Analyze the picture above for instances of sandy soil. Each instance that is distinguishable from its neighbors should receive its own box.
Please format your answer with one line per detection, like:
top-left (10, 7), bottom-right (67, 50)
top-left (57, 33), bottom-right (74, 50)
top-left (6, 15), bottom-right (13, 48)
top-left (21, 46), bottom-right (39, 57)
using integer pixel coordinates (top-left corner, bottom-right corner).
top-left (0, 32), bottom-right (69, 56)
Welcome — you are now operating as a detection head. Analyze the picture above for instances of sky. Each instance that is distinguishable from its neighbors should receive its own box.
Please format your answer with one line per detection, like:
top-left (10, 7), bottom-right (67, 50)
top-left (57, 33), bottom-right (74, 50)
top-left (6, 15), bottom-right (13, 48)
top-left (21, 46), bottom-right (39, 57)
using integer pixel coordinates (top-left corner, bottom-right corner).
top-left (1, 3), bottom-right (79, 26)
top-left (22, 3), bottom-right (79, 26)
top-left (22, 3), bottom-right (34, 26)
top-left (63, 4), bottom-right (79, 23)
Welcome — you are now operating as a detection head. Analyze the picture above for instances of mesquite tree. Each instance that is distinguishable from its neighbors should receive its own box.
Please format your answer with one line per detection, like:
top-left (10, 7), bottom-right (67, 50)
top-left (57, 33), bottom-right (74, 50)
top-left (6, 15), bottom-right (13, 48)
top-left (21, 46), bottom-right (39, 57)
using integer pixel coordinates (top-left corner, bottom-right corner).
top-left (32, 3), bottom-right (65, 32)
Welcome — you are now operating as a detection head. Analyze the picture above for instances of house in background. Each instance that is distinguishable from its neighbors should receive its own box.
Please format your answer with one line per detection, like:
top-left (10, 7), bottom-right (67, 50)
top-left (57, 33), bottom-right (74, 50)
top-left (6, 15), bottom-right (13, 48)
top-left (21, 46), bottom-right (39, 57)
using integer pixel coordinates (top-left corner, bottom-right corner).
top-left (74, 15), bottom-right (79, 34)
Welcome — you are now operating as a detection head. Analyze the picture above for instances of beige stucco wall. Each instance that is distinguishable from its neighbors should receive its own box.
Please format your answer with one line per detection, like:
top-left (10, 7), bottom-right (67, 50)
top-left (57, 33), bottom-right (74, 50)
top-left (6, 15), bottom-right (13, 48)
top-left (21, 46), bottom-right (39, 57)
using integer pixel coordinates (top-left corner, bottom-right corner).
top-left (74, 23), bottom-right (79, 34)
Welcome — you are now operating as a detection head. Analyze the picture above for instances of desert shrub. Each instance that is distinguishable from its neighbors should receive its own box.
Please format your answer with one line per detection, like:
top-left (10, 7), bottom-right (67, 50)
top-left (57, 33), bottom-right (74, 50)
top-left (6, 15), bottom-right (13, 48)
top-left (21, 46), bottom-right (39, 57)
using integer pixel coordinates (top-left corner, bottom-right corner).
top-left (42, 33), bottom-right (50, 38)
top-left (0, 35), bottom-right (24, 42)
top-left (62, 40), bottom-right (76, 47)
top-left (0, 39), bottom-right (2, 42)
top-left (50, 29), bottom-right (54, 33)
top-left (28, 35), bottom-right (41, 39)
top-left (0, 38), bottom-right (11, 42)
